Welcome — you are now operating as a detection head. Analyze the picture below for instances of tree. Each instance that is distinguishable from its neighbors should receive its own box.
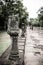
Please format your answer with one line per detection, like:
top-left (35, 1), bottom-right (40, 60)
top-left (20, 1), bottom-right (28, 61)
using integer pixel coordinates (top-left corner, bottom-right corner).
top-left (5, 0), bottom-right (28, 29)
top-left (0, 1), bottom-right (6, 30)
top-left (0, 0), bottom-right (28, 30)
top-left (38, 7), bottom-right (43, 27)
top-left (29, 18), bottom-right (40, 27)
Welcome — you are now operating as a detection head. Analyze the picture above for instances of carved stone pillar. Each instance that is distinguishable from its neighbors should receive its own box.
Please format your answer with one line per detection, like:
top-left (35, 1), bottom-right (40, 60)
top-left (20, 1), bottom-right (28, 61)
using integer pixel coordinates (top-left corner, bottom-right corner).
top-left (9, 33), bottom-right (20, 65)
top-left (7, 14), bottom-right (20, 65)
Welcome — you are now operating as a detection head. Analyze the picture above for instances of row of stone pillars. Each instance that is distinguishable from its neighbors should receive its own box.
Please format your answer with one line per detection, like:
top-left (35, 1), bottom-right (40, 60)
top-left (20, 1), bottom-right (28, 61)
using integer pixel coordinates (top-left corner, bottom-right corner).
top-left (7, 32), bottom-right (26, 65)
top-left (8, 29), bottom-right (26, 65)
top-left (6, 15), bottom-right (26, 65)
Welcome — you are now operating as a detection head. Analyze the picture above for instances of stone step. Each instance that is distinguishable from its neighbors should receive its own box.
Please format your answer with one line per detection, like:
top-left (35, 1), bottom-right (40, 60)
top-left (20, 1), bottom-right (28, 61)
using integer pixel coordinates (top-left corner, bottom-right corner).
top-left (18, 49), bottom-right (24, 52)
top-left (10, 51), bottom-right (19, 55)
top-left (18, 41), bottom-right (25, 43)
top-left (18, 39), bottom-right (25, 41)
top-left (9, 56), bottom-right (19, 61)
top-left (18, 47), bottom-right (24, 50)
top-left (18, 50), bottom-right (24, 52)
top-left (18, 45), bottom-right (24, 46)
top-left (10, 54), bottom-right (19, 57)
top-left (18, 38), bottom-right (25, 40)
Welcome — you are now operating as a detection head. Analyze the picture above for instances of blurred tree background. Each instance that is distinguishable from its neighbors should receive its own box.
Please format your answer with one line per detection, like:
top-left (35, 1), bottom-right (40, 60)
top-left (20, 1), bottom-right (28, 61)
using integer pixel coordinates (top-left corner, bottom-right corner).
top-left (0, 0), bottom-right (28, 31)
top-left (38, 7), bottom-right (43, 27)
top-left (29, 18), bottom-right (40, 27)
top-left (29, 7), bottom-right (43, 27)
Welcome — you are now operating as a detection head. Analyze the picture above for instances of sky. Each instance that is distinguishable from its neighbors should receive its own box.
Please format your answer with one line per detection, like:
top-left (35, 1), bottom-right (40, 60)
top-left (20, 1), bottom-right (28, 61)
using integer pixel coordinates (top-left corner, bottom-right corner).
top-left (23, 0), bottom-right (43, 18)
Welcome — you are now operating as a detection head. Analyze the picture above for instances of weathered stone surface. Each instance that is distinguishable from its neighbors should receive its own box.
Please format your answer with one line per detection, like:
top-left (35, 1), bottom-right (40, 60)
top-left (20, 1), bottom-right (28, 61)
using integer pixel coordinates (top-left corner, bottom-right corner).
top-left (24, 26), bottom-right (43, 65)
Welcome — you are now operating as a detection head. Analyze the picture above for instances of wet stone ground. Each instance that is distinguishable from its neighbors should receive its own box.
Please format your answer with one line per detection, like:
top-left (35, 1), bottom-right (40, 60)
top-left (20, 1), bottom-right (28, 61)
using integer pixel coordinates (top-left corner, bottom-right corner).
top-left (24, 26), bottom-right (43, 65)
top-left (0, 27), bottom-right (43, 65)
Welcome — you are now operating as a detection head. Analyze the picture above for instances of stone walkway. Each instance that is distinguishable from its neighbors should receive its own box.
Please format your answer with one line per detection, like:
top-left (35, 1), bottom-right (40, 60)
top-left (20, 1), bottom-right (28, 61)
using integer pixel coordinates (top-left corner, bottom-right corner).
top-left (0, 30), bottom-right (26, 65)
top-left (0, 31), bottom-right (11, 56)
top-left (24, 26), bottom-right (43, 65)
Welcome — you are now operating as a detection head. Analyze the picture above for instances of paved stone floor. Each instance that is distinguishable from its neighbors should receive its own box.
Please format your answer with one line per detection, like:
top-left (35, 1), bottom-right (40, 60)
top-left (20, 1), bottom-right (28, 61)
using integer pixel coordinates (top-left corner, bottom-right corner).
top-left (24, 26), bottom-right (43, 65)
top-left (0, 27), bottom-right (43, 65)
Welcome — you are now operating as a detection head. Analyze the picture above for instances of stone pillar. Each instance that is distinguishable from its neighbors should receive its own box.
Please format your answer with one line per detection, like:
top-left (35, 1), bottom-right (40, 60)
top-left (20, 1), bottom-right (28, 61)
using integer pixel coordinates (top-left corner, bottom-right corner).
top-left (21, 24), bottom-right (26, 37)
top-left (21, 28), bottom-right (25, 37)
top-left (9, 33), bottom-right (20, 65)
top-left (7, 14), bottom-right (20, 65)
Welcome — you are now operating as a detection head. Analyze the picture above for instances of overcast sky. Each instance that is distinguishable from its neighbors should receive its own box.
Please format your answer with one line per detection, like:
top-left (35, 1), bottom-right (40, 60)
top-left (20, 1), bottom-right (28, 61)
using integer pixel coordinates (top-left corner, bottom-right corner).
top-left (23, 0), bottom-right (43, 18)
